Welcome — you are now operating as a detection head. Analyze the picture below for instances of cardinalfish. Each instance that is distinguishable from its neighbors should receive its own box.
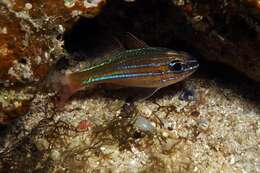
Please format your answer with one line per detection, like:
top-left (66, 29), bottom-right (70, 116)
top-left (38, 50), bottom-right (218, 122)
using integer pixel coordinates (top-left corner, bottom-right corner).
top-left (55, 33), bottom-right (199, 107)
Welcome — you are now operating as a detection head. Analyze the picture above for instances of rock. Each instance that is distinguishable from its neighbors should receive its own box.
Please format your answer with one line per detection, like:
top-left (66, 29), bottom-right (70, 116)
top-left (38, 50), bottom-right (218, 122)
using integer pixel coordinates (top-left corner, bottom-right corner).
top-left (134, 116), bottom-right (156, 132)
top-left (0, 0), bottom-right (105, 122)
top-left (177, 0), bottom-right (260, 82)
top-left (0, 0), bottom-right (105, 84)
top-left (0, 88), bottom-right (34, 123)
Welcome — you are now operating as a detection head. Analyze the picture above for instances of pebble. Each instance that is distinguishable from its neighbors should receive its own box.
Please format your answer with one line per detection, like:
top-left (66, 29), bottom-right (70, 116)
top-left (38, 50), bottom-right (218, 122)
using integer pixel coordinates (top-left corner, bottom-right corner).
top-left (134, 116), bottom-right (155, 132)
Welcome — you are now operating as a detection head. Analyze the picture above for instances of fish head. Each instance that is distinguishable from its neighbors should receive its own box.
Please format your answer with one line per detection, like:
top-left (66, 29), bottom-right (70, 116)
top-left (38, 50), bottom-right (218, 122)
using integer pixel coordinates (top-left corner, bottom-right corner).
top-left (160, 50), bottom-right (199, 84)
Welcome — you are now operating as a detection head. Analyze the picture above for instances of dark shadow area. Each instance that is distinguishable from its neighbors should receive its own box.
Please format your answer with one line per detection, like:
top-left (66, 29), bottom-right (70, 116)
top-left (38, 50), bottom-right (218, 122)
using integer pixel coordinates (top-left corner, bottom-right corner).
top-left (63, 0), bottom-right (189, 59)
top-left (62, 0), bottom-right (260, 104)
top-left (198, 59), bottom-right (260, 102)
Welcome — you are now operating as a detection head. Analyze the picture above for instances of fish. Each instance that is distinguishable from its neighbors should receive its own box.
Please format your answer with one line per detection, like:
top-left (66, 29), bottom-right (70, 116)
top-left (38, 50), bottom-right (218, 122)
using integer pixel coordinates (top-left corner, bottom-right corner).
top-left (55, 33), bottom-right (199, 107)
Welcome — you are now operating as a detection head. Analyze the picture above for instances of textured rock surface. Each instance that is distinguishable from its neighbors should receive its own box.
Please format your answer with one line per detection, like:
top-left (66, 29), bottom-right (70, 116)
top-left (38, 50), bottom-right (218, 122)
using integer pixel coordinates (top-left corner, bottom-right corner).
top-left (0, 0), bottom-right (105, 123)
top-left (173, 0), bottom-right (260, 82)
top-left (0, 0), bottom-right (105, 84)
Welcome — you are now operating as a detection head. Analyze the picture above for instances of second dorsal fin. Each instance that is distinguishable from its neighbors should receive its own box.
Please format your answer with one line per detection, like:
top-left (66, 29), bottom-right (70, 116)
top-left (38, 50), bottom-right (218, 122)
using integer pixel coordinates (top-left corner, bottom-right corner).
top-left (121, 32), bottom-right (149, 49)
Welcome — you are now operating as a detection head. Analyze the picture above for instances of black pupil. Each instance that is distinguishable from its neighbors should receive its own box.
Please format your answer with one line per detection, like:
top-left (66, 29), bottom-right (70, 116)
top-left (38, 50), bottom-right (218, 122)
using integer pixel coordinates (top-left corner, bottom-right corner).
top-left (169, 61), bottom-right (183, 71)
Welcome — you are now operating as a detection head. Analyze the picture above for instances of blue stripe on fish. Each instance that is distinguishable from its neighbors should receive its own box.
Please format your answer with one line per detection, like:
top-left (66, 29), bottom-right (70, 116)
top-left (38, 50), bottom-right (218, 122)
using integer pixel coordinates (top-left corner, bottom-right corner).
top-left (83, 71), bottom-right (177, 84)
top-left (83, 72), bottom-right (162, 84)
top-left (115, 63), bottom-right (167, 71)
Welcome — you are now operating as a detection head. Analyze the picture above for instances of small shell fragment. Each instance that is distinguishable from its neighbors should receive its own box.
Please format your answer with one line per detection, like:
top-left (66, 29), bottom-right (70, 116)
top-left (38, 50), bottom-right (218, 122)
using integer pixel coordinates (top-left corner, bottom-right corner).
top-left (134, 116), bottom-right (155, 132)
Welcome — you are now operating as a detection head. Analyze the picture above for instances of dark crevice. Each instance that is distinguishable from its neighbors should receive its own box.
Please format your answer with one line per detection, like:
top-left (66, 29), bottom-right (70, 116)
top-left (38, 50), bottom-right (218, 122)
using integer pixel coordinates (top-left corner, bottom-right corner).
top-left (63, 0), bottom-right (189, 58)
top-left (62, 0), bottom-right (260, 95)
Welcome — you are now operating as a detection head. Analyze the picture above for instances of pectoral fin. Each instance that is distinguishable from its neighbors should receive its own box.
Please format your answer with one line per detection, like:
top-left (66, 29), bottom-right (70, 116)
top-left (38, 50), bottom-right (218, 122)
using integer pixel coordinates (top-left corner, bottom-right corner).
top-left (101, 86), bottom-right (160, 101)
top-left (129, 87), bottom-right (160, 101)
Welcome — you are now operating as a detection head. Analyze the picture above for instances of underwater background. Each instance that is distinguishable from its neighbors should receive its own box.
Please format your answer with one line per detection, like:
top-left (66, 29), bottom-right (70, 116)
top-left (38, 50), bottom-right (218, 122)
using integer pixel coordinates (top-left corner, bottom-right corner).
top-left (0, 0), bottom-right (259, 172)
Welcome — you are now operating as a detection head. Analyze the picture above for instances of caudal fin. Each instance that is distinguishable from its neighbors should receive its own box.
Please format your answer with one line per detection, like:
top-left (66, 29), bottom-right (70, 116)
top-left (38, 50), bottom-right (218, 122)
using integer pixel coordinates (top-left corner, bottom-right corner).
top-left (54, 73), bottom-right (85, 108)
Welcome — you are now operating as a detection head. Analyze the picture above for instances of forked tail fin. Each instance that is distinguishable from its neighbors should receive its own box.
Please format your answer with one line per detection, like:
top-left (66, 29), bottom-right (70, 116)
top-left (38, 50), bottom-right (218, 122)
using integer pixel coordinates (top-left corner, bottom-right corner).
top-left (54, 73), bottom-right (85, 108)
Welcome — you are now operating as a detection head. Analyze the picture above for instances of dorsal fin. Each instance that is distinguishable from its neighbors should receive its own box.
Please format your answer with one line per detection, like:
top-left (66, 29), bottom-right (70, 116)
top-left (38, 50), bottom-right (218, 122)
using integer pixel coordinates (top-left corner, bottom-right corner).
top-left (80, 37), bottom-right (125, 72)
top-left (74, 35), bottom-right (125, 60)
top-left (122, 32), bottom-right (149, 49)
top-left (98, 37), bottom-right (125, 58)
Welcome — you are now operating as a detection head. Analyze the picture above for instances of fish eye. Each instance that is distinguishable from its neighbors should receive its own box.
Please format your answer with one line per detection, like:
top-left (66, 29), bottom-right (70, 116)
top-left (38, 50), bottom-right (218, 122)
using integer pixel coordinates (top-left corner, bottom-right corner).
top-left (169, 60), bottom-right (183, 72)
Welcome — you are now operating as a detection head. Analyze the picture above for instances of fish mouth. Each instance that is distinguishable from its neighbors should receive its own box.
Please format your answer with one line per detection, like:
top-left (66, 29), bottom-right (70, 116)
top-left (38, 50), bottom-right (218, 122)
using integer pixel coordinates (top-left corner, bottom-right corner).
top-left (184, 59), bottom-right (199, 72)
